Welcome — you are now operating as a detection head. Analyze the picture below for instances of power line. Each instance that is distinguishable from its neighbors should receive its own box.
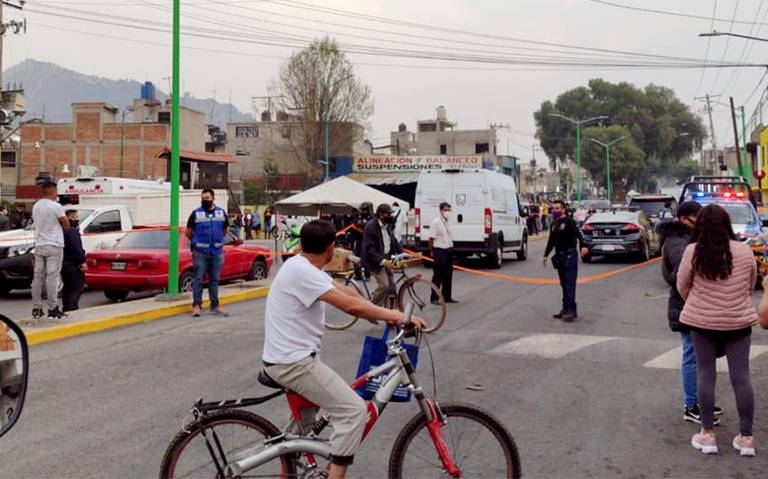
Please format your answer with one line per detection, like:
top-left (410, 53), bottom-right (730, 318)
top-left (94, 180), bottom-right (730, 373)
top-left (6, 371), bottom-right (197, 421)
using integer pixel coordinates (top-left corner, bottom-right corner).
top-left (695, 0), bottom-right (718, 99)
top-left (587, 0), bottom-right (768, 26)
top-left (708, 0), bottom-right (740, 93)
top-left (718, 0), bottom-right (767, 98)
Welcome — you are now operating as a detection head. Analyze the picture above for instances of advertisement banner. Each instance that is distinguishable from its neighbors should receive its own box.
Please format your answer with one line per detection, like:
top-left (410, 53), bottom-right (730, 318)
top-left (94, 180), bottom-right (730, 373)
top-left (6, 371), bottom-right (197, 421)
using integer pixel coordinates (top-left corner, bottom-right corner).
top-left (352, 155), bottom-right (483, 173)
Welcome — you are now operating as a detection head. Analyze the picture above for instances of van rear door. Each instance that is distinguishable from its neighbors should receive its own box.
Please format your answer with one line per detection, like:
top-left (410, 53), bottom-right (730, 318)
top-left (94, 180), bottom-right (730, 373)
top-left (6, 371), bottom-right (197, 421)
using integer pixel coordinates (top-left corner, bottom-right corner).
top-left (447, 171), bottom-right (485, 243)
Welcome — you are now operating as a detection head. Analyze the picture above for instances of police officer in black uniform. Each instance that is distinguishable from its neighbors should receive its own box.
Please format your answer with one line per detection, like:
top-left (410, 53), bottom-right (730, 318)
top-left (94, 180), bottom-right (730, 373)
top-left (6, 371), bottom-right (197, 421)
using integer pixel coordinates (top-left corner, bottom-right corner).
top-left (542, 200), bottom-right (588, 321)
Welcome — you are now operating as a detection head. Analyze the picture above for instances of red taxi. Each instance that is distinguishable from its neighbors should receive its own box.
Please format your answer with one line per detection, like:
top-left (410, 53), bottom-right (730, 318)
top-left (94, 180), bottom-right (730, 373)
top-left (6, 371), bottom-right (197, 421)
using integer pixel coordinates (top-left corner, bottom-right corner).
top-left (85, 228), bottom-right (272, 302)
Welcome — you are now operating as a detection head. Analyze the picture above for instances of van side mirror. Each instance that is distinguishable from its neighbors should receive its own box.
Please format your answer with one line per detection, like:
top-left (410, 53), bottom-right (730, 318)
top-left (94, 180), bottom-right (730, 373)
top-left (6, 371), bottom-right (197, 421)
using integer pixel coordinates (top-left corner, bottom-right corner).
top-left (0, 315), bottom-right (28, 439)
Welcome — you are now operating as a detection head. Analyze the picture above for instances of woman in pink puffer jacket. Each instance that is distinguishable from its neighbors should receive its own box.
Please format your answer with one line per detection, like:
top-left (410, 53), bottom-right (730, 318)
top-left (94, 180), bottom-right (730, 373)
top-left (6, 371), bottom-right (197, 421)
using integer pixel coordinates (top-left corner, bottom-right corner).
top-left (677, 204), bottom-right (757, 456)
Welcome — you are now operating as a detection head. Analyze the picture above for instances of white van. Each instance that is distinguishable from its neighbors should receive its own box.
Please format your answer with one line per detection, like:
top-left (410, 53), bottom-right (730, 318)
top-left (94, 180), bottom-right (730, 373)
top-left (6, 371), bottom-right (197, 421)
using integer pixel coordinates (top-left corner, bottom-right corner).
top-left (414, 169), bottom-right (528, 268)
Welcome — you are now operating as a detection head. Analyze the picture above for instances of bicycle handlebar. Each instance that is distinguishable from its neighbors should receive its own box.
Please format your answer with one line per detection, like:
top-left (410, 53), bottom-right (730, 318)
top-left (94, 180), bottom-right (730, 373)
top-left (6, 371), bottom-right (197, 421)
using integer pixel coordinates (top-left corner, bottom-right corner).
top-left (391, 302), bottom-right (415, 343)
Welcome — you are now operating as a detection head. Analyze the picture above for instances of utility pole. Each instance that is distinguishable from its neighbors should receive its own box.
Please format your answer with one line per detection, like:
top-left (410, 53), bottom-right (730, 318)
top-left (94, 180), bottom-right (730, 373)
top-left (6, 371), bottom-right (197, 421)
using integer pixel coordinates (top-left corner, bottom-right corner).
top-left (167, 0), bottom-right (181, 295)
top-left (696, 94), bottom-right (720, 173)
top-left (730, 97), bottom-right (743, 177)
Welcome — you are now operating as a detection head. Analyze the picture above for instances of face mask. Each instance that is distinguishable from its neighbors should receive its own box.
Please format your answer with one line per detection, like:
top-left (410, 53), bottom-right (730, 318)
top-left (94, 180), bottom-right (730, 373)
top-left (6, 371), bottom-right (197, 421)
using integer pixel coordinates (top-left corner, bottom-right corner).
top-left (201, 200), bottom-right (213, 209)
top-left (551, 210), bottom-right (563, 219)
top-left (442, 211), bottom-right (451, 220)
top-left (382, 215), bottom-right (394, 224)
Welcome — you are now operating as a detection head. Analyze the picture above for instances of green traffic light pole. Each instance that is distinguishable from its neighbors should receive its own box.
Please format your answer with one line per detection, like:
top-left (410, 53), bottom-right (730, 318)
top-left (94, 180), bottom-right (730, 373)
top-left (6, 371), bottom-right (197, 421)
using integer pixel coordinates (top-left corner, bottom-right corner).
top-left (589, 135), bottom-right (628, 202)
top-left (167, 0), bottom-right (181, 295)
top-left (549, 114), bottom-right (608, 202)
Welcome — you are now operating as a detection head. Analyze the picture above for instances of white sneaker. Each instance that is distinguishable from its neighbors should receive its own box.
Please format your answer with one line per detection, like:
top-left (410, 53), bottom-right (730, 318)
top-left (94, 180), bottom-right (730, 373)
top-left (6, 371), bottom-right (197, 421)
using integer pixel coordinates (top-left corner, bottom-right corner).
top-left (692, 432), bottom-right (718, 454)
top-left (733, 434), bottom-right (755, 457)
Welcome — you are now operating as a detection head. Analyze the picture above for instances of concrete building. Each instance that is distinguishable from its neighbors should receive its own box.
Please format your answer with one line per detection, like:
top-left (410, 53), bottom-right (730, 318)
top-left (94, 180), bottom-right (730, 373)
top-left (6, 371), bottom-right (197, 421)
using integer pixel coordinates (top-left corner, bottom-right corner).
top-left (390, 106), bottom-right (497, 157)
top-left (12, 99), bottom-right (207, 202)
top-left (225, 112), bottom-right (367, 182)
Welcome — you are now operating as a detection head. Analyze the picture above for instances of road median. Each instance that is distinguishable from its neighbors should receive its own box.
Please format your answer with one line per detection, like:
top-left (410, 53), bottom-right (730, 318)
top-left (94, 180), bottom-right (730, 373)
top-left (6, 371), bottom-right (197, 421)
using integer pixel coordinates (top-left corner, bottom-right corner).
top-left (20, 280), bottom-right (271, 346)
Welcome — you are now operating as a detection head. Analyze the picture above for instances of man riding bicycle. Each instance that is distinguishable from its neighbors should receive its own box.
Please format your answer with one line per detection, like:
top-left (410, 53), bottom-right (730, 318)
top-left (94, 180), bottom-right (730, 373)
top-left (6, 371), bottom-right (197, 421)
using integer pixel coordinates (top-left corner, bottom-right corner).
top-left (361, 203), bottom-right (403, 307)
top-left (262, 219), bottom-right (425, 479)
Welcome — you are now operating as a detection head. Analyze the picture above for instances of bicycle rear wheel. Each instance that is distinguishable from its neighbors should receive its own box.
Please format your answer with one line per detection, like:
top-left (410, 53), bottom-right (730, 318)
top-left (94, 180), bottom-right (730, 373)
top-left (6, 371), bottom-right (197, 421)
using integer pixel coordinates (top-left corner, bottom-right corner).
top-left (159, 409), bottom-right (296, 479)
top-left (324, 277), bottom-right (363, 330)
top-left (388, 402), bottom-right (521, 479)
top-left (397, 278), bottom-right (446, 333)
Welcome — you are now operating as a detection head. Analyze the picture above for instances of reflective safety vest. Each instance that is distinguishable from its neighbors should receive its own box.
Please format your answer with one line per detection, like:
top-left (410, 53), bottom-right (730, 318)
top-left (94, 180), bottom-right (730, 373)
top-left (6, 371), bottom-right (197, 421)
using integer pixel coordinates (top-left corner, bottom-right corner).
top-left (192, 206), bottom-right (227, 255)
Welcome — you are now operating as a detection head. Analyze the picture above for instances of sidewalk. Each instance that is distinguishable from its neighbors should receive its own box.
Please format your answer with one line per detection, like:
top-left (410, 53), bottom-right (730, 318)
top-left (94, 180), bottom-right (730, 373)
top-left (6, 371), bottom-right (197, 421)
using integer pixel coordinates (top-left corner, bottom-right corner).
top-left (18, 279), bottom-right (272, 346)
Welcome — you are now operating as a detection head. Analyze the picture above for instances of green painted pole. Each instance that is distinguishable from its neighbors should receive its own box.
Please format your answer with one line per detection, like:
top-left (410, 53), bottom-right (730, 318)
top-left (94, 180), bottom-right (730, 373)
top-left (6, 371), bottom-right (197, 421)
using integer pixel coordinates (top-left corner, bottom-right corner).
top-left (606, 145), bottom-right (611, 202)
top-left (323, 111), bottom-right (329, 181)
top-left (168, 0), bottom-right (181, 294)
top-left (576, 122), bottom-right (582, 202)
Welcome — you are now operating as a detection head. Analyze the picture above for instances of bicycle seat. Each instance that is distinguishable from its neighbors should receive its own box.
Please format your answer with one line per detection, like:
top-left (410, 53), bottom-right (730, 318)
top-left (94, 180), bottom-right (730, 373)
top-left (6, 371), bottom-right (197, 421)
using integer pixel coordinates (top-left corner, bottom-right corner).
top-left (258, 369), bottom-right (284, 390)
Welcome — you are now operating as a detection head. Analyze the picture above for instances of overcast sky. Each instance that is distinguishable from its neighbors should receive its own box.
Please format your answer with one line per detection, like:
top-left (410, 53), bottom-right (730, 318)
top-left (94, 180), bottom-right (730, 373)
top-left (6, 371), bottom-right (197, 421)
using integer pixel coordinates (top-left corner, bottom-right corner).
top-left (8, 0), bottom-right (768, 161)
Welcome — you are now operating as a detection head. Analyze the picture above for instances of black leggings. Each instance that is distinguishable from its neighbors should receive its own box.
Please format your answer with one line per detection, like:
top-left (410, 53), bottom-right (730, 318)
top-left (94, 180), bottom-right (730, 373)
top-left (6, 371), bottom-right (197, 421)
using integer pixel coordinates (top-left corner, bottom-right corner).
top-left (691, 329), bottom-right (754, 435)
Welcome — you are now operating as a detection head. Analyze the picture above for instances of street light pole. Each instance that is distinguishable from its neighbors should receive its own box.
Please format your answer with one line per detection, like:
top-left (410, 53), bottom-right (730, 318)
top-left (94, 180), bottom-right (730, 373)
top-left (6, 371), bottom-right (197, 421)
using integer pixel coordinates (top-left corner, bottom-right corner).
top-left (549, 113), bottom-right (609, 202)
top-left (167, 0), bottom-right (181, 295)
top-left (589, 135), bottom-right (628, 202)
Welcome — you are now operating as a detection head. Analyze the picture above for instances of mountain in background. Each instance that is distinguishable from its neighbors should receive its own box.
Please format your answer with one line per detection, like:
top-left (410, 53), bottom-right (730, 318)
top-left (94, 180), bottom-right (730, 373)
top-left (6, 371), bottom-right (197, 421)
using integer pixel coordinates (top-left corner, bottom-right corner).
top-left (2, 59), bottom-right (252, 126)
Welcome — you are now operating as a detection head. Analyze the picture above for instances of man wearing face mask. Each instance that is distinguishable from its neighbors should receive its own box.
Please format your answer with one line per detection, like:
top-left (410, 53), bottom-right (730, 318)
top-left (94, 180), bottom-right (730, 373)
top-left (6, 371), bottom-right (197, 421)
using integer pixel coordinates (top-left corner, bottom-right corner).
top-left (429, 202), bottom-right (457, 303)
top-left (542, 200), bottom-right (588, 321)
top-left (361, 203), bottom-right (403, 306)
top-left (185, 189), bottom-right (230, 317)
top-left (61, 209), bottom-right (86, 312)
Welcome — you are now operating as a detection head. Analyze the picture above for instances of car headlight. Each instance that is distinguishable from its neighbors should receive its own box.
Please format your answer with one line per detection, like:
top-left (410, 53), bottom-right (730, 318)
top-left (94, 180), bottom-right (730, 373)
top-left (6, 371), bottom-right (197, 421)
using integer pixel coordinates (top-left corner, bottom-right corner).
top-left (7, 245), bottom-right (34, 257)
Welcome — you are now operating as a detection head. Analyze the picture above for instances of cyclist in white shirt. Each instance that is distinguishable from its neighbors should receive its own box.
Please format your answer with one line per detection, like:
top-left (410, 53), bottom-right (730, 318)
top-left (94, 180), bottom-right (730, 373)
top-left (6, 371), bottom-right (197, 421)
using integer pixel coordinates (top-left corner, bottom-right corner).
top-left (262, 219), bottom-right (425, 479)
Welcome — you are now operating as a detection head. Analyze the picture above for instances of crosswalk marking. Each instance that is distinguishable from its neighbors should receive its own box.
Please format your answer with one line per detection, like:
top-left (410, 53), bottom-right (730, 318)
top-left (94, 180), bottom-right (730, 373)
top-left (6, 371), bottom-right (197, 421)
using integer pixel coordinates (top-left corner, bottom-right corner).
top-left (643, 345), bottom-right (768, 372)
top-left (486, 333), bottom-right (768, 370)
top-left (489, 333), bottom-right (613, 359)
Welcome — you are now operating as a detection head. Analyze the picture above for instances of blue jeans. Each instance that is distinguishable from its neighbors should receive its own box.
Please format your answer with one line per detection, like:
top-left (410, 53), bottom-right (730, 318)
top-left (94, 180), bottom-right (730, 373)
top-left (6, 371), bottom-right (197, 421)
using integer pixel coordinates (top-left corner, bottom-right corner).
top-left (556, 248), bottom-right (578, 314)
top-left (681, 330), bottom-right (698, 408)
top-left (192, 251), bottom-right (224, 309)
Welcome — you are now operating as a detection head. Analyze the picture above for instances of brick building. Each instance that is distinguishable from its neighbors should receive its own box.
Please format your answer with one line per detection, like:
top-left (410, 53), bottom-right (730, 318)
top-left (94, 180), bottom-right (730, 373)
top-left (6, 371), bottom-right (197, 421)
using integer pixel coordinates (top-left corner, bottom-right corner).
top-left (11, 100), bottom-right (207, 202)
top-left (390, 106), bottom-right (497, 156)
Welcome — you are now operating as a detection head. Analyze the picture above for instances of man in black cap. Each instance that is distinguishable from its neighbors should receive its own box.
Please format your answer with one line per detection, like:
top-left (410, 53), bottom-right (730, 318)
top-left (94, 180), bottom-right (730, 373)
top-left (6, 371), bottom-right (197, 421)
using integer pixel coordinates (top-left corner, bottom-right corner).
top-left (361, 203), bottom-right (402, 307)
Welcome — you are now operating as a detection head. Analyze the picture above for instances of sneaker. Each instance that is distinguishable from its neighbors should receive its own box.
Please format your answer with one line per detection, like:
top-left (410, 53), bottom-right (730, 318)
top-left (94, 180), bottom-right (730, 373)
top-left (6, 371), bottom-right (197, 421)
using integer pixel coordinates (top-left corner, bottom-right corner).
top-left (210, 308), bottom-right (230, 317)
top-left (691, 431), bottom-right (718, 454)
top-left (47, 308), bottom-right (68, 321)
top-left (684, 406), bottom-right (722, 425)
top-left (732, 434), bottom-right (755, 457)
top-left (192, 306), bottom-right (201, 317)
top-left (553, 312), bottom-right (564, 319)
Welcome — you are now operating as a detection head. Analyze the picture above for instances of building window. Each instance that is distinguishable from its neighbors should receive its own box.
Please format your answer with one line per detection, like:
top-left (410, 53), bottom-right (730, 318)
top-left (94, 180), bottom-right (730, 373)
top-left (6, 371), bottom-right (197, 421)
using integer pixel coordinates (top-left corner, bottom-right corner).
top-left (1, 151), bottom-right (15, 167)
top-left (158, 112), bottom-right (171, 124)
top-left (419, 123), bottom-right (437, 133)
top-left (236, 126), bottom-right (259, 138)
top-left (439, 144), bottom-right (447, 154)
top-left (475, 143), bottom-right (489, 154)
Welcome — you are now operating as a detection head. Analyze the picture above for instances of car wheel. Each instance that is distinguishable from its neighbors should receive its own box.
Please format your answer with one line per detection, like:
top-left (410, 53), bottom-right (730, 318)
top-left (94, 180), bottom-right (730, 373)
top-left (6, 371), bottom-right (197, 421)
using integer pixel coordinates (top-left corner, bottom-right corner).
top-left (487, 241), bottom-right (503, 269)
top-left (247, 259), bottom-right (268, 281)
top-left (0, 285), bottom-right (11, 297)
top-left (516, 236), bottom-right (528, 261)
top-left (179, 270), bottom-right (194, 293)
top-left (104, 289), bottom-right (129, 302)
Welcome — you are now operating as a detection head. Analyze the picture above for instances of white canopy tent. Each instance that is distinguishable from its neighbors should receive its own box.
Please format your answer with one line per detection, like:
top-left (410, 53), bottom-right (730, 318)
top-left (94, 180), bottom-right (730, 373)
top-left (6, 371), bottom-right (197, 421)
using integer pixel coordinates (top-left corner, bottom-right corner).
top-left (274, 176), bottom-right (407, 216)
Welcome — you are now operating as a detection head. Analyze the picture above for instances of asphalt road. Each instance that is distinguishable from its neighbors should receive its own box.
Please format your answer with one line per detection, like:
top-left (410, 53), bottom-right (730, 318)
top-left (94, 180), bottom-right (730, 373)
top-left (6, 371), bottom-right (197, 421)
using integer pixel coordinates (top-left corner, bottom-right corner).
top-left (2, 240), bottom-right (768, 478)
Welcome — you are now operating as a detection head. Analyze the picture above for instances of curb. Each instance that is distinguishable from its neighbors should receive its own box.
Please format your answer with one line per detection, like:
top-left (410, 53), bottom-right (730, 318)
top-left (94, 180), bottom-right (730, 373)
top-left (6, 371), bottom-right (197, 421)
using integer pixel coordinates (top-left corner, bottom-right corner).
top-left (26, 286), bottom-right (270, 347)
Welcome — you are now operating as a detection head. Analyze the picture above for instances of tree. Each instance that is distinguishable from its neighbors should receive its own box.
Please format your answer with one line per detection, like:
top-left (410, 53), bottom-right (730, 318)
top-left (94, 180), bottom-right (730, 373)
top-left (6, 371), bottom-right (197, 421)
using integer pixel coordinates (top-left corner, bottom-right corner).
top-left (270, 37), bottom-right (374, 175)
top-left (534, 79), bottom-right (706, 194)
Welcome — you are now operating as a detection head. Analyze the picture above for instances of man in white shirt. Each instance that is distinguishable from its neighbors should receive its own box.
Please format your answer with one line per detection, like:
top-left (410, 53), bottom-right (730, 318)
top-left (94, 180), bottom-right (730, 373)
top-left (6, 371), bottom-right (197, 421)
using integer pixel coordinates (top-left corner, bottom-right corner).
top-left (262, 219), bottom-right (424, 479)
top-left (31, 181), bottom-right (69, 320)
top-left (391, 201), bottom-right (408, 243)
top-left (429, 202), bottom-right (458, 303)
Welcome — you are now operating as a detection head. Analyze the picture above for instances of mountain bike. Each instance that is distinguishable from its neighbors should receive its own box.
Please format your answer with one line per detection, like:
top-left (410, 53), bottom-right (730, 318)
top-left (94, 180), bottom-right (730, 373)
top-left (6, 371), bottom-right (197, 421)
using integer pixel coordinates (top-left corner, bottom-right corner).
top-left (159, 304), bottom-right (521, 478)
top-left (324, 253), bottom-right (446, 333)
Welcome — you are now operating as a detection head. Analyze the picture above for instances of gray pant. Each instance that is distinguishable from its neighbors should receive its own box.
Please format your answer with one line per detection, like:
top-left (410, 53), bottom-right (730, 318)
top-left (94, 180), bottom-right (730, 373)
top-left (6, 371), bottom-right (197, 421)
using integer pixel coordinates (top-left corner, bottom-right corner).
top-left (691, 329), bottom-right (754, 435)
top-left (370, 267), bottom-right (395, 307)
top-left (31, 245), bottom-right (63, 311)
top-left (264, 355), bottom-right (367, 465)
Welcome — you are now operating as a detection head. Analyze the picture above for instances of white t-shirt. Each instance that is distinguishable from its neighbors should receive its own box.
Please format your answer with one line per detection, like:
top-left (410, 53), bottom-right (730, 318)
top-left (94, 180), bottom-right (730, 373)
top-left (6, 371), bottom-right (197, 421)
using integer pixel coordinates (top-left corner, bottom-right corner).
top-left (262, 254), bottom-right (335, 364)
top-left (429, 216), bottom-right (454, 249)
top-left (32, 199), bottom-right (65, 248)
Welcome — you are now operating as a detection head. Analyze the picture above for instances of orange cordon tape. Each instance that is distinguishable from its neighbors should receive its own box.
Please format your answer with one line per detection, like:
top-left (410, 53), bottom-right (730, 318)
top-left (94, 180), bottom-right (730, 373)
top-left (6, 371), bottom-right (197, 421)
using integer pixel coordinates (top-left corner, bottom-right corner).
top-left (403, 248), bottom-right (661, 285)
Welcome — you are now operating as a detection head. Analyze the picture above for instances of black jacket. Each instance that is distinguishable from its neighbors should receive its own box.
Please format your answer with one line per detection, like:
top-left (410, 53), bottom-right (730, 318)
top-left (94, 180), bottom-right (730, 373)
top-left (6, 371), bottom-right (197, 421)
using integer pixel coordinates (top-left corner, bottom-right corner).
top-left (63, 226), bottom-right (86, 265)
top-left (659, 220), bottom-right (692, 332)
top-left (361, 218), bottom-right (402, 273)
top-left (543, 216), bottom-right (584, 257)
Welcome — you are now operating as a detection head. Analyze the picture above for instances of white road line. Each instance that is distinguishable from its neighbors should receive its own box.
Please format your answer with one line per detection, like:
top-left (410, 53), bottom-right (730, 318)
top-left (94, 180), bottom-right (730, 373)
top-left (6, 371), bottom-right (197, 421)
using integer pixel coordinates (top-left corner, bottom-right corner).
top-left (643, 345), bottom-right (768, 372)
top-left (489, 334), bottom-right (614, 359)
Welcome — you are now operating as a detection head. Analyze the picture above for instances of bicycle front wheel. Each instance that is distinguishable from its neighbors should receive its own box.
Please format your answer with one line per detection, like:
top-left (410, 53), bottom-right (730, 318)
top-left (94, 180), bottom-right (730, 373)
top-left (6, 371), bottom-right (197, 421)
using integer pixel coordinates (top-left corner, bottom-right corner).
top-left (159, 409), bottom-right (296, 479)
top-left (388, 402), bottom-right (521, 479)
top-left (397, 278), bottom-right (446, 333)
top-left (324, 277), bottom-right (363, 330)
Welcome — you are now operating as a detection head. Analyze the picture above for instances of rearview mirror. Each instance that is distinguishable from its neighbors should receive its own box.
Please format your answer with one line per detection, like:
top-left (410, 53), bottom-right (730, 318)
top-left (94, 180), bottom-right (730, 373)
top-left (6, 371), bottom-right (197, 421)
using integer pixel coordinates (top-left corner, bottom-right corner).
top-left (0, 314), bottom-right (28, 439)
